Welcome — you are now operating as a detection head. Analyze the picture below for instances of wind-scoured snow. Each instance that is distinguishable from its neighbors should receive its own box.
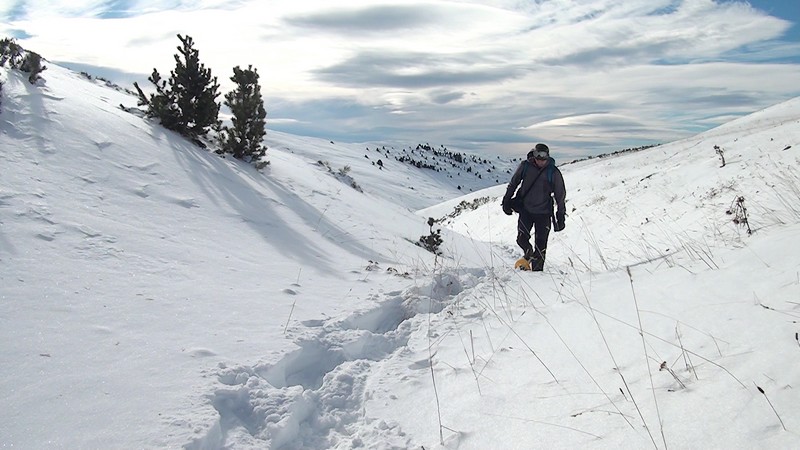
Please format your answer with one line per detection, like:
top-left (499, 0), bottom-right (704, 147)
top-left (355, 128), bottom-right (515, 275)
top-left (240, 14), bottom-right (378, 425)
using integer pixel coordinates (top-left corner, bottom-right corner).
top-left (1, 64), bottom-right (799, 449)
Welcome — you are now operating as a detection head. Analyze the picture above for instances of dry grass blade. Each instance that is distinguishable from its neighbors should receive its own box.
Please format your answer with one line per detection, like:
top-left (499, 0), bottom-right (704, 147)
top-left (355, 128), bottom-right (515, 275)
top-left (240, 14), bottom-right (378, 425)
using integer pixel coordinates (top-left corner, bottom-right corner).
top-left (755, 384), bottom-right (787, 431)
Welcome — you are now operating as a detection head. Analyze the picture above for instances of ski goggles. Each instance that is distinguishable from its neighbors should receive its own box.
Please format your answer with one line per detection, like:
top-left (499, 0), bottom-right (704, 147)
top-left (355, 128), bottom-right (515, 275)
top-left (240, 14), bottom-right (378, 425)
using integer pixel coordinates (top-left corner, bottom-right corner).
top-left (528, 150), bottom-right (549, 160)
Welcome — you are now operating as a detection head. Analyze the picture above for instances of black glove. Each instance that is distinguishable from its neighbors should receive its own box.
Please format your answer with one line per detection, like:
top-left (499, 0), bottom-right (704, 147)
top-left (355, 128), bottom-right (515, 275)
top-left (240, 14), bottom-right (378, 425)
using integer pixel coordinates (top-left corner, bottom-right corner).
top-left (554, 211), bottom-right (566, 231)
top-left (502, 200), bottom-right (513, 216)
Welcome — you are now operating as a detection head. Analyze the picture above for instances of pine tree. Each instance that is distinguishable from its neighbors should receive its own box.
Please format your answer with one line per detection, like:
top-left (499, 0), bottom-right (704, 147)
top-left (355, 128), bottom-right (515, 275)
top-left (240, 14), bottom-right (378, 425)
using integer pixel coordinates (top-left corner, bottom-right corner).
top-left (135, 69), bottom-right (181, 131)
top-left (220, 65), bottom-right (267, 162)
top-left (20, 51), bottom-right (46, 84)
top-left (0, 38), bottom-right (23, 67)
top-left (134, 34), bottom-right (220, 139)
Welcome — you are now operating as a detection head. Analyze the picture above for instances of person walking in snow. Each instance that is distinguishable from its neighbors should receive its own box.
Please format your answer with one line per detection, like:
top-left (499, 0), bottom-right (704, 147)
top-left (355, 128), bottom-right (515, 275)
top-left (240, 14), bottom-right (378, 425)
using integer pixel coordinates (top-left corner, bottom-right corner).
top-left (501, 143), bottom-right (567, 271)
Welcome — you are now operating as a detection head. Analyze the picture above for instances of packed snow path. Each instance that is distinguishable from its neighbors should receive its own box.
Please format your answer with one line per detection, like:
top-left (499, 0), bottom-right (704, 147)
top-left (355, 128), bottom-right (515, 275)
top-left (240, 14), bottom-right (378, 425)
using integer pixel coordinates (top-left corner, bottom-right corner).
top-left (188, 269), bottom-right (480, 449)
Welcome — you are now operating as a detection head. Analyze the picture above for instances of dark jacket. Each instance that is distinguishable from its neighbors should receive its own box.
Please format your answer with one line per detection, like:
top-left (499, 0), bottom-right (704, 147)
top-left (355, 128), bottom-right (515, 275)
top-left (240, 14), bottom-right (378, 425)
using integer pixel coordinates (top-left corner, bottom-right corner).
top-left (503, 158), bottom-right (566, 215)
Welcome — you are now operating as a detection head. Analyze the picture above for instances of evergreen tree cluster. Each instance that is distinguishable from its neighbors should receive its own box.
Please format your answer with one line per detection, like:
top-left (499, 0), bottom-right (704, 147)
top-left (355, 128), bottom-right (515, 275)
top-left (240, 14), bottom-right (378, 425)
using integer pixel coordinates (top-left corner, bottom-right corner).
top-left (1, 38), bottom-right (47, 84)
top-left (134, 34), bottom-right (267, 165)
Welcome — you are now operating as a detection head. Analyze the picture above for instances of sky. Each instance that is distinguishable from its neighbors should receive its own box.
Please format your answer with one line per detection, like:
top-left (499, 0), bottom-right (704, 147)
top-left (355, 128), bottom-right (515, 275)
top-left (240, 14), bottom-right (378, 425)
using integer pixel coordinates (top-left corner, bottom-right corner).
top-left (2, 59), bottom-right (800, 448)
top-left (2, 0), bottom-right (800, 160)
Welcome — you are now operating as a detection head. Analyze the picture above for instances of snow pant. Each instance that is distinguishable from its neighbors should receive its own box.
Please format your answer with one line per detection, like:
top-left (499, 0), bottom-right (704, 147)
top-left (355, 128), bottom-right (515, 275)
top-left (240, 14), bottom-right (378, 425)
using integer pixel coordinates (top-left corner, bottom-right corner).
top-left (517, 211), bottom-right (551, 270)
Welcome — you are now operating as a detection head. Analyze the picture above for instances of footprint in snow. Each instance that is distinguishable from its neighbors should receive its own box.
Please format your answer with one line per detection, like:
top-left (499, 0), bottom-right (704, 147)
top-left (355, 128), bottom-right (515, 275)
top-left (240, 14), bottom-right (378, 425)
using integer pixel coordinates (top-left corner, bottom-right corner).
top-left (187, 348), bottom-right (217, 358)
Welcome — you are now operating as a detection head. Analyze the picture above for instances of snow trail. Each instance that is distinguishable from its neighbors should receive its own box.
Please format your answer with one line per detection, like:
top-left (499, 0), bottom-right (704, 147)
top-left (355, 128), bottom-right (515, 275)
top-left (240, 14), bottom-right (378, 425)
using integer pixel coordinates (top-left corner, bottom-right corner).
top-left (189, 270), bottom-right (473, 449)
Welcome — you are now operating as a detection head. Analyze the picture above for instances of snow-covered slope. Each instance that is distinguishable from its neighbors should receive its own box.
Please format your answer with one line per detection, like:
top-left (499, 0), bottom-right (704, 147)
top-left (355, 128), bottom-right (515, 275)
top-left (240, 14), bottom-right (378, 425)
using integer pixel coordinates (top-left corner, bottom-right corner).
top-left (2, 63), bottom-right (800, 449)
top-left (0, 64), bottom-right (480, 448)
top-left (264, 130), bottom-right (517, 211)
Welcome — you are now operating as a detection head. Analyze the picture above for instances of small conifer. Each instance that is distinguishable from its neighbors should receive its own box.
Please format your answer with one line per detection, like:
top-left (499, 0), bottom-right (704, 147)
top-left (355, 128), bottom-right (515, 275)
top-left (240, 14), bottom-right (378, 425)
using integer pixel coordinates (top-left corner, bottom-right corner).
top-left (134, 34), bottom-right (220, 139)
top-left (220, 65), bottom-right (267, 162)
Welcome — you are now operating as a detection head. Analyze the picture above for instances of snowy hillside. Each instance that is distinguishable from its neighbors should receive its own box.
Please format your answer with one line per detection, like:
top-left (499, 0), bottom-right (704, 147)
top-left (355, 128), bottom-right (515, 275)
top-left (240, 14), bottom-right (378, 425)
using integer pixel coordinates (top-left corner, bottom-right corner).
top-left (265, 131), bottom-right (518, 211)
top-left (2, 63), bottom-right (800, 450)
top-left (435, 96), bottom-right (800, 270)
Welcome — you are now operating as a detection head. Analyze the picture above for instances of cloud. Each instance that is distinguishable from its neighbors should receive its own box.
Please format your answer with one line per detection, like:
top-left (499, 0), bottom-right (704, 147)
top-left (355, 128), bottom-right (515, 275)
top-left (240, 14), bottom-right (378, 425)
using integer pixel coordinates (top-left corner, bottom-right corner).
top-left (529, 0), bottom-right (792, 67)
top-left (3, 0), bottom-right (800, 158)
top-left (95, 0), bottom-right (158, 19)
top-left (1, 0), bottom-right (247, 22)
top-left (313, 50), bottom-right (523, 89)
top-left (283, 1), bottom-right (524, 36)
top-left (1, 1), bottom-right (28, 21)
top-left (430, 90), bottom-right (466, 105)
top-left (723, 40), bottom-right (800, 63)
top-left (6, 28), bottom-right (33, 39)
top-left (284, 4), bottom-right (445, 34)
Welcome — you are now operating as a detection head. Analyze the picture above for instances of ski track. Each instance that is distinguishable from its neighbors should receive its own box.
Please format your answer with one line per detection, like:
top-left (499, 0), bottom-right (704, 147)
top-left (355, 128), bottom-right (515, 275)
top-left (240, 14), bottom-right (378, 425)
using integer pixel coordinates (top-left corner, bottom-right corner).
top-left (187, 269), bottom-right (484, 449)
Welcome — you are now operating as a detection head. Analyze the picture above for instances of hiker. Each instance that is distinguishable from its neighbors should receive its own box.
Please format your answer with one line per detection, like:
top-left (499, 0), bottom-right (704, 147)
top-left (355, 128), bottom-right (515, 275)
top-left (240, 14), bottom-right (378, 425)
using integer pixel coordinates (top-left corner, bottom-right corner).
top-left (501, 143), bottom-right (567, 271)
